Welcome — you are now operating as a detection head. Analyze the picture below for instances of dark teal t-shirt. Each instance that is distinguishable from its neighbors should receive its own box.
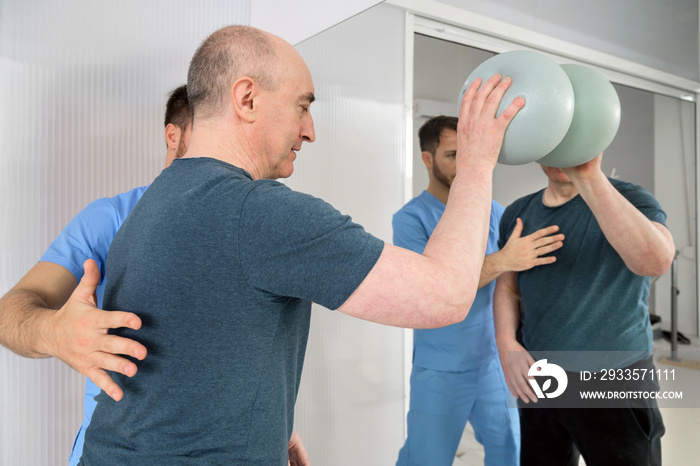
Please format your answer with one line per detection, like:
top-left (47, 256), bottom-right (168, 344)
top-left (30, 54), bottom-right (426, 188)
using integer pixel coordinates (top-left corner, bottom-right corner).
top-left (80, 158), bottom-right (383, 465)
top-left (498, 178), bottom-right (666, 370)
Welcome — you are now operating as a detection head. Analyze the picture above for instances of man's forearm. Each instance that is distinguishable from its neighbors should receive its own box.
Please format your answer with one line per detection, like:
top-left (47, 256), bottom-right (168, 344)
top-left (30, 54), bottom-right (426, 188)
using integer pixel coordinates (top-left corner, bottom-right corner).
top-left (337, 75), bottom-right (522, 328)
top-left (337, 164), bottom-right (496, 327)
top-left (424, 164), bottom-right (494, 299)
top-left (480, 252), bottom-right (506, 289)
top-left (493, 272), bottom-right (521, 346)
top-left (0, 289), bottom-right (56, 358)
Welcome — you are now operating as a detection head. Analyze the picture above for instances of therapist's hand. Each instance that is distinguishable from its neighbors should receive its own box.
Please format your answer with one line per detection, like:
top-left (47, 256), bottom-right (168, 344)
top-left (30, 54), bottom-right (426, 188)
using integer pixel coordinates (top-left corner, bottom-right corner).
top-left (288, 430), bottom-right (310, 466)
top-left (48, 259), bottom-right (146, 401)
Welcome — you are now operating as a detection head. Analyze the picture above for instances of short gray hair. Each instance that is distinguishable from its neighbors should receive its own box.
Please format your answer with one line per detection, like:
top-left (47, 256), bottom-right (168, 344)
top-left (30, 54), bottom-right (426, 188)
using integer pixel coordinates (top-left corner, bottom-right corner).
top-left (187, 25), bottom-right (279, 120)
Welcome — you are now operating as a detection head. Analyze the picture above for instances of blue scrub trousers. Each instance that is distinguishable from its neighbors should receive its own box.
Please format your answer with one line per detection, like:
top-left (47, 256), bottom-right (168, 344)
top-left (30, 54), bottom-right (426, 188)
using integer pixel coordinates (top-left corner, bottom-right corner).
top-left (396, 358), bottom-right (520, 466)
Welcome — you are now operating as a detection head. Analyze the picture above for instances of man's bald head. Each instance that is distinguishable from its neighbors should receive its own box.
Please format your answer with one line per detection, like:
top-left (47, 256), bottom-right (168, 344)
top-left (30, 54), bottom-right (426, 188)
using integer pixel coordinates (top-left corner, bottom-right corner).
top-left (187, 25), bottom-right (280, 121)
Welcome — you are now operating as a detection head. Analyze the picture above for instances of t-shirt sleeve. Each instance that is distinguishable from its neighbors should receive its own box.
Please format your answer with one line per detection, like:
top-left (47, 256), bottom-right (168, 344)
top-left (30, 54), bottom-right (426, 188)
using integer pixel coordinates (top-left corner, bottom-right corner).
top-left (39, 198), bottom-right (120, 283)
top-left (617, 182), bottom-right (667, 225)
top-left (238, 182), bottom-right (385, 310)
top-left (392, 208), bottom-right (429, 255)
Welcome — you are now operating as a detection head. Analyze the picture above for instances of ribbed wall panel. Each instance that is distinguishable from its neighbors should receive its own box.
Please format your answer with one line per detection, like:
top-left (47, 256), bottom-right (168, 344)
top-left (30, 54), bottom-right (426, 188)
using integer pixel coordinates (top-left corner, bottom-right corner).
top-left (292, 5), bottom-right (407, 465)
top-left (1, 1), bottom-right (250, 464)
top-left (654, 95), bottom-right (698, 335)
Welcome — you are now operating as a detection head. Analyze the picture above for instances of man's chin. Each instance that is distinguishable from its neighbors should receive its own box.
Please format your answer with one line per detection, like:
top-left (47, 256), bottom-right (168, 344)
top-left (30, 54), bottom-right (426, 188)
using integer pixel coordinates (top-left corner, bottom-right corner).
top-left (277, 164), bottom-right (295, 180)
top-left (284, 153), bottom-right (297, 177)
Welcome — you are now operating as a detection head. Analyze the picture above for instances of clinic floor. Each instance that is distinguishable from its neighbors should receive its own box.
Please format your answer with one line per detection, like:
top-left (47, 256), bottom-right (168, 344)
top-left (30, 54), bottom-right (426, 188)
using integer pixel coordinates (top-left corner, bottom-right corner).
top-left (453, 337), bottom-right (700, 466)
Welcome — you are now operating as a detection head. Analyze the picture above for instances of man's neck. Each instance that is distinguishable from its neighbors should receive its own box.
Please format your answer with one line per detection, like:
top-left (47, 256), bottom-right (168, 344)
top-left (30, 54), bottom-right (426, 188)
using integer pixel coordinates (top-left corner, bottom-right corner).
top-left (182, 119), bottom-right (263, 179)
top-left (426, 182), bottom-right (449, 205)
top-left (543, 180), bottom-right (579, 207)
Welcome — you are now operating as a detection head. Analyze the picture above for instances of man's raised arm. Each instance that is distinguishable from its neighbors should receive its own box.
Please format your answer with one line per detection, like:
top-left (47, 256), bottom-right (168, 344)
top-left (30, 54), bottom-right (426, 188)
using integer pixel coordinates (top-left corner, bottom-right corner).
top-left (562, 154), bottom-right (675, 277)
top-left (339, 74), bottom-right (524, 328)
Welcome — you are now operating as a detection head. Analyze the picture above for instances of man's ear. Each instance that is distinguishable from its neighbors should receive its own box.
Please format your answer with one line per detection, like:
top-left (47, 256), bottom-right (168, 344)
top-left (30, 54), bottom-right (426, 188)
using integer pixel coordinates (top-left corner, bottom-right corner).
top-left (421, 151), bottom-right (434, 170)
top-left (165, 123), bottom-right (181, 150)
top-left (231, 77), bottom-right (258, 122)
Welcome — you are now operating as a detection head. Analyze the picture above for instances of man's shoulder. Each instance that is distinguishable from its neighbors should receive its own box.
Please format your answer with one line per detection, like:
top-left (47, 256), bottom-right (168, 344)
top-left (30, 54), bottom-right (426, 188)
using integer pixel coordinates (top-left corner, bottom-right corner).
top-left (65, 185), bottom-right (146, 226)
top-left (104, 185), bottom-right (149, 209)
top-left (608, 177), bottom-right (666, 223)
top-left (156, 157), bottom-right (256, 194)
top-left (394, 197), bottom-right (421, 219)
top-left (394, 191), bottom-right (440, 219)
top-left (39, 186), bottom-right (149, 278)
top-left (239, 180), bottom-right (351, 236)
top-left (80, 185), bottom-right (148, 225)
top-left (609, 177), bottom-right (651, 196)
top-left (503, 190), bottom-right (543, 215)
top-left (244, 179), bottom-right (327, 211)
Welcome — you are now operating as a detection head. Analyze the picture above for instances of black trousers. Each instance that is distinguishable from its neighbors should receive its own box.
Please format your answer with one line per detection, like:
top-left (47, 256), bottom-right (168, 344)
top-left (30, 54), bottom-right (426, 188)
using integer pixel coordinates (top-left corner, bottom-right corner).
top-left (519, 356), bottom-right (665, 466)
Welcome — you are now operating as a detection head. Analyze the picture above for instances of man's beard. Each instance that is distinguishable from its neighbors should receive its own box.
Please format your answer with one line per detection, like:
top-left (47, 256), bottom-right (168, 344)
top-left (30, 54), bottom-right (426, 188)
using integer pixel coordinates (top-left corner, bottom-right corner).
top-left (433, 161), bottom-right (452, 189)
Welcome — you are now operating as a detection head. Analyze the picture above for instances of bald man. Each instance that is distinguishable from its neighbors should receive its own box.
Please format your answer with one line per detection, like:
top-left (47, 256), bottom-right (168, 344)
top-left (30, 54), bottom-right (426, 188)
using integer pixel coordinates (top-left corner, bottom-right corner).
top-left (79, 25), bottom-right (524, 465)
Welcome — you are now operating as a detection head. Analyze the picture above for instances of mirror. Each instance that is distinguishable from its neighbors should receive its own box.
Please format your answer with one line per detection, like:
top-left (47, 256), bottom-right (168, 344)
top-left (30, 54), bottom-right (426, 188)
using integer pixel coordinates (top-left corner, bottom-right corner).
top-left (413, 32), bottom-right (699, 465)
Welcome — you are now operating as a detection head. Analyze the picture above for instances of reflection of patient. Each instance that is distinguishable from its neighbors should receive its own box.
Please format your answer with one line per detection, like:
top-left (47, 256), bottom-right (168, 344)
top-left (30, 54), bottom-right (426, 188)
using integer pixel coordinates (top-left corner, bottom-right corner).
top-left (494, 155), bottom-right (675, 465)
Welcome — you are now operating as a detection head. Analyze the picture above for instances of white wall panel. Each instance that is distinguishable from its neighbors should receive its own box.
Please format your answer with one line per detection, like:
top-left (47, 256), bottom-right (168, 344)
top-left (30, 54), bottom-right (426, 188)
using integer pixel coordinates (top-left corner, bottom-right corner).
top-left (654, 95), bottom-right (698, 334)
top-left (0, 1), bottom-right (250, 464)
top-left (251, 0), bottom-right (383, 45)
top-left (292, 4), bottom-right (407, 464)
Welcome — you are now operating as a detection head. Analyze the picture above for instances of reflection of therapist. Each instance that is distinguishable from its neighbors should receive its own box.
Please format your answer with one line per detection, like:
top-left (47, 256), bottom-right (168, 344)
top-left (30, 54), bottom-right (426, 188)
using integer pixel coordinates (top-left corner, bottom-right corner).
top-left (393, 116), bottom-right (564, 466)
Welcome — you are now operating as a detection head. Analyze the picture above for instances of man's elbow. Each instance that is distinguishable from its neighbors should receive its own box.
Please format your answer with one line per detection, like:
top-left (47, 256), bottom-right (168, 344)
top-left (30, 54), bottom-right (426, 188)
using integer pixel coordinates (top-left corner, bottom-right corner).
top-left (630, 248), bottom-right (676, 277)
top-left (427, 293), bottom-right (473, 328)
top-left (648, 250), bottom-right (676, 277)
top-left (639, 227), bottom-right (676, 277)
top-left (446, 302), bottom-right (471, 325)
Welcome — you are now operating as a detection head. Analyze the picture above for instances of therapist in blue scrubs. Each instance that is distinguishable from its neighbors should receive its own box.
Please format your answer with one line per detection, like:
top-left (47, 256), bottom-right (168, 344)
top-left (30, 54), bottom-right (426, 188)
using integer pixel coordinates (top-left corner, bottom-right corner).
top-left (393, 115), bottom-right (564, 466)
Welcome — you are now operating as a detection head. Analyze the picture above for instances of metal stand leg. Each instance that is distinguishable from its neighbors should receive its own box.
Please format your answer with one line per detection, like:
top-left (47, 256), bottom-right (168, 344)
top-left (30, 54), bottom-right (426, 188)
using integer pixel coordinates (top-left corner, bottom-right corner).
top-left (670, 251), bottom-right (681, 361)
top-left (659, 251), bottom-right (700, 369)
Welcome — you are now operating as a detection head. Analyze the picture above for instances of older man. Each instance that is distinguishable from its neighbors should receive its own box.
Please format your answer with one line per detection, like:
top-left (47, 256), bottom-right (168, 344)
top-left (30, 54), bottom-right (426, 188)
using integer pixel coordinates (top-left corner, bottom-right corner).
top-left (79, 25), bottom-right (523, 465)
